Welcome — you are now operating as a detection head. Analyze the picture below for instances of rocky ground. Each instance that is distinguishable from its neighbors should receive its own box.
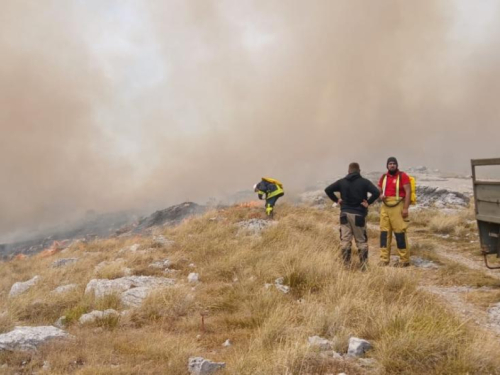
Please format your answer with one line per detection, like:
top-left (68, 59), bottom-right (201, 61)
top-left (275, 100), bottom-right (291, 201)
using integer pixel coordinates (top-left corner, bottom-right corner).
top-left (300, 166), bottom-right (472, 209)
top-left (1, 167), bottom-right (500, 374)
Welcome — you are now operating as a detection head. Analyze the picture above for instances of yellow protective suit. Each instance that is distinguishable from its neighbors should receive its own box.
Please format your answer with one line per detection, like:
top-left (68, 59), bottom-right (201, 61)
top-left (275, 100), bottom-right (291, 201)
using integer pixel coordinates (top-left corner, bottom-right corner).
top-left (379, 197), bottom-right (410, 264)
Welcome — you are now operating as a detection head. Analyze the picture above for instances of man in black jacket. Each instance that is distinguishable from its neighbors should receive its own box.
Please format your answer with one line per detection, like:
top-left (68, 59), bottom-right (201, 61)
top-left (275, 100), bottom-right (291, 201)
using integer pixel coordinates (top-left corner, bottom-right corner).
top-left (324, 163), bottom-right (380, 269)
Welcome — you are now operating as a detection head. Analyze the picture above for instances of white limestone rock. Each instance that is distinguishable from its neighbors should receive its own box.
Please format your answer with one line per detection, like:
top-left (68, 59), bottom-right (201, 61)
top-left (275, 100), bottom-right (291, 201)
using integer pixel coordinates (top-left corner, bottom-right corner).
top-left (85, 276), bottom-right (175, 308)
top-left (236, 219), bottom-right (276, 235)
top-left (149, 259), bottom-right (171, 269)
top-left (411, 256), bottom-right (439, 269)
top-left (188, 357), bottom-right (226, 374)
top-left (85, 277), bottom-right (130, 297)
top-left (85, 276), bottom-right (175, 298)
top-left (264, 278), bottom-right (291, 294)
top-left (347, 337), bottom-right (372, 357)
top-left (416, 186), bottom-right (469, 208)
top-left (487, 302), bottom-right (500, 325)
top-left (129, 244), bottom-right (140, 252)
top-left (274, 277), bottom-right (290, 294)
top-left (308, 336), bottom-right (333, 351)
top-left (188, 273), bottom-right (200, 283)
top-left (79, 309), bottom-right (119, 325)
top-left (53, 316), bottom-right (67, 329)
top-left (51, 284), bottom-right (78, 295)
top-left (9, 276), bottom-right (40, 298)
top-left (121, 287), bottom-right (150, 308)
top-left (0, 326), bottom-right (69, 351)
top-left (275, 277), bottom-right (285, 285)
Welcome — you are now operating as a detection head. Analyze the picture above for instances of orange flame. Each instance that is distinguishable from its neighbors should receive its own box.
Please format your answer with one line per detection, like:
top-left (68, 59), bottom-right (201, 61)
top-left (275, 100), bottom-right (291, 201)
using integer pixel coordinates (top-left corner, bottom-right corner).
top-left (37, 240), bottom-right (64, 258)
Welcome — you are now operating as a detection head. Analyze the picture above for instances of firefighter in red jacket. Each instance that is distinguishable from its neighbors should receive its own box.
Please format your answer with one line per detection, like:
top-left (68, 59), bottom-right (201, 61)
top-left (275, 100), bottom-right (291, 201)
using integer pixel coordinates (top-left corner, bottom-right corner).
top-left (378, 157), bottom-right (411, 267)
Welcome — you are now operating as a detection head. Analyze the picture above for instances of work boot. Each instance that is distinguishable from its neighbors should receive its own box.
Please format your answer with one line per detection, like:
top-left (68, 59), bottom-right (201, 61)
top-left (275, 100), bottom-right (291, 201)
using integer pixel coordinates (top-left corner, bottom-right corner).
top-left (341, 248), bottom-right (352, 267)
top-left (378, 261), bottom-right (390, 267)
top-left (358, 249), bottom-right (368, 271)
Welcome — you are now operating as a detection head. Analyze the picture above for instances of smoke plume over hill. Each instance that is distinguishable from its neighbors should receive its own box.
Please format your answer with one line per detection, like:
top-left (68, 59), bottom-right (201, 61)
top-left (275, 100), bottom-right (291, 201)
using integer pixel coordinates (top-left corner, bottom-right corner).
top-left (1, 1), bottom-right (500, 241)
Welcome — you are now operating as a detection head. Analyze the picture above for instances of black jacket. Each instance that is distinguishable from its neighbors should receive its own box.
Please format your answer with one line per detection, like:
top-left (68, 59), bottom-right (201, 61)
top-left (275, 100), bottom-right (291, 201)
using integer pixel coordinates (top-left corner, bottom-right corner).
top-left (324, 172), bottom-right (380, 216)
top-left (255, 180), bottom-right (278, 200)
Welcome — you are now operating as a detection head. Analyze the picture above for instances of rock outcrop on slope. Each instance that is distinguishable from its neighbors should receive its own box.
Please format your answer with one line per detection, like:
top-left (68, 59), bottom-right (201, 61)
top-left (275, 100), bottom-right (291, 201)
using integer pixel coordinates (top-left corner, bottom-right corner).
top-left (188, 357), bottom-right (226, 374)
top-left (85, 276), bottom-right (176, 307)
top-left (0, 326), bottom-right (69, 351)
top-left (1, 202), bottom-right (204, 259)
top-left (9, 276), bottom-right (40, 298)
top-left (415, 185), bottom-right (469, 207)
top-left (134, 202), bottom-right (205, 232)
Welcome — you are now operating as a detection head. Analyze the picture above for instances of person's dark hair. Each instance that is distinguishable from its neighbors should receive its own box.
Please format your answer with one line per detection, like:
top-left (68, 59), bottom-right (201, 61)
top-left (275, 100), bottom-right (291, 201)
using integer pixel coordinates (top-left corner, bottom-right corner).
top-left (348, 162), bottom-right (360, 173)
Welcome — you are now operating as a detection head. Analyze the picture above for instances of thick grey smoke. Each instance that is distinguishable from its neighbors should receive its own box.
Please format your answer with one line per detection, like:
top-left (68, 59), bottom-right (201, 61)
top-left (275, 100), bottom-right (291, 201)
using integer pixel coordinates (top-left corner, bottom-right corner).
top-left (1, 1), bottom-right (500, 241)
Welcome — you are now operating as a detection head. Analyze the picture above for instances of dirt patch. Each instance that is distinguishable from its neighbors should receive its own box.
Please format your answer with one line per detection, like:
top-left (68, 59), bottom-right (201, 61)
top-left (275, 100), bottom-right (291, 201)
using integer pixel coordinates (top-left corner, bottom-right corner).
top-left (433, 246), bottom-right (500, 280)
top-left (422, 285), bottom-right (500, 335)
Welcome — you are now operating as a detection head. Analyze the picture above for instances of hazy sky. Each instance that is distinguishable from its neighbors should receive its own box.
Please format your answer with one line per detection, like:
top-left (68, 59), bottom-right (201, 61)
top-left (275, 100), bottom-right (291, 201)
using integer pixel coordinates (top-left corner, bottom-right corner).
top-left (1, 1), bottom-right (500, 241)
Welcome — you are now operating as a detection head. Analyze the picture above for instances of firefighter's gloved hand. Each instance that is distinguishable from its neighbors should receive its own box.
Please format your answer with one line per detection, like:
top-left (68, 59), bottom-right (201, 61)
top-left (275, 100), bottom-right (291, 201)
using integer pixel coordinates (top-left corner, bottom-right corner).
top-left (258, 194), bottom-right (263, 200)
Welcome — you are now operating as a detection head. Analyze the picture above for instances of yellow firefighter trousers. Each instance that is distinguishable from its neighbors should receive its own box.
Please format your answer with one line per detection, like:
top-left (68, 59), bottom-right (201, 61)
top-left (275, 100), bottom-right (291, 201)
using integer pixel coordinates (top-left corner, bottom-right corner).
top-left (380, 197), bottom-right (410, 264)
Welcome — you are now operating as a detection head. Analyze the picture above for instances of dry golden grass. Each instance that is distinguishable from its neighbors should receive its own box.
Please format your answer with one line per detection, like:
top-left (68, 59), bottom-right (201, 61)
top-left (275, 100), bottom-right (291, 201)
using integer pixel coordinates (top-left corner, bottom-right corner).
top-left (366, 204), bottom-right (381, 224)
top-left (429, 215), bottom-right (461, 234)
top-left (433, 261), bottom-right (500, 288)
top-left (0, 203), bottom-right (500, 374)
top-left (409, 209), bottom-right (437, 227)
top-left (417, 207), bottom-right (477, 238)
